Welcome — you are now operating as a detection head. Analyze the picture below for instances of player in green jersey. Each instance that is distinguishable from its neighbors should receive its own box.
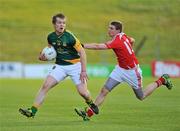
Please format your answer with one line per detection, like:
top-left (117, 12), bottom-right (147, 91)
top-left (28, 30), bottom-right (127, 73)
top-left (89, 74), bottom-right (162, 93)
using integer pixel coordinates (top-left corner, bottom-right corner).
top-left (19, 13), bottom-right (98, 119)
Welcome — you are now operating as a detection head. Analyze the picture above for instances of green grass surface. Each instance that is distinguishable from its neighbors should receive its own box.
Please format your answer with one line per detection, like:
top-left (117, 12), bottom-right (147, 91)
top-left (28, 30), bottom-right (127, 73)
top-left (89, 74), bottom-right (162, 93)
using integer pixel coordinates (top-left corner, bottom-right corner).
top-left (0, 0), bottom-right (180, 64)
top-left (0, 78), bottom-right (180, 131)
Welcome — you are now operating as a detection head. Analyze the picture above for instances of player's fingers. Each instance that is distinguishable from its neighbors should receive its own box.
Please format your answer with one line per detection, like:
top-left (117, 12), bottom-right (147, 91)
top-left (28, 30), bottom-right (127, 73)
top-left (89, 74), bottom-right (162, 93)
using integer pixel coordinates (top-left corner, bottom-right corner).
top-left (82, 78), bottom-right (87, 84)
top-left (80, 77), bottom-right (85, 84)
top-left (86, 74), bottom-right (89, 80)
top-left (42, 54), bottom-right (47, 60)
top-left (84, 74), bottom-right (88, 82)
top-left (39, 53), bottom-right (47, 61)
top-left (80, 73), bottom-right (87, 83)
top-left (80, 74), bottom-right (83, 82)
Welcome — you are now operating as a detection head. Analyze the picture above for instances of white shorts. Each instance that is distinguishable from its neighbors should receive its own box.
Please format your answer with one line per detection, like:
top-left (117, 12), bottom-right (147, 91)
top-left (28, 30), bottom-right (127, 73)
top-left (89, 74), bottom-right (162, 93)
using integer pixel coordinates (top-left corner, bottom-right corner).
top-left (48, 62), bottom-right (81, 85)
top-left (109, 65), bottom-right (143, 89)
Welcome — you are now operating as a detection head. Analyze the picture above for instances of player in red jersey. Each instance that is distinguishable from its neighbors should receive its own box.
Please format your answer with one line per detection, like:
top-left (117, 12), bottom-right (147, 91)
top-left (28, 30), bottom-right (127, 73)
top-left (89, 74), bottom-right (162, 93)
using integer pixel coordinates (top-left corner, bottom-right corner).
top-left (75, 21), bottom-right (173, 121)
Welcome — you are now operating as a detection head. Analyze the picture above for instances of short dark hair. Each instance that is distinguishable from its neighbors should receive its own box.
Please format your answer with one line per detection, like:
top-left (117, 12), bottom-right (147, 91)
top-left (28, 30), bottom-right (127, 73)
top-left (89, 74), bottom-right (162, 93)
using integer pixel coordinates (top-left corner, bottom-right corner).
top-left (52, 13), bottom-right (66, 24)
top-left (110, 21), bottom-right (123, 32)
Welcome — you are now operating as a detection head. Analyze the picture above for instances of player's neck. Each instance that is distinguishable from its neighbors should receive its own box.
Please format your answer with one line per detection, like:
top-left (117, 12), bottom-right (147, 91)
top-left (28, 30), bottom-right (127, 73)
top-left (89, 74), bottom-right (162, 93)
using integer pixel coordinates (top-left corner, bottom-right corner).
top-left (111, 33), bottom-right (119, 38)
top-left (55, 31), bottom-right (64, 36)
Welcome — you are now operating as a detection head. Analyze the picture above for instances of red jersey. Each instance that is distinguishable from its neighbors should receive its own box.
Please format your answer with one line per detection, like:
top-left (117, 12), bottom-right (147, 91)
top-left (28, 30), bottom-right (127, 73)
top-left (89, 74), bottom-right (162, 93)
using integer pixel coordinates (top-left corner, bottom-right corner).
top-left (106, 33), bottom-right (138, 69)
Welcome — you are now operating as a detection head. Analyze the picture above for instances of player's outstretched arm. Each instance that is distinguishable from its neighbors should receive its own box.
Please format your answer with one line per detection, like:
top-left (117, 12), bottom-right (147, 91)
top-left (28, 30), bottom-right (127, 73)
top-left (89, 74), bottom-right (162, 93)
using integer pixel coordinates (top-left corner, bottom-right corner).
top-left (84, 43), bottom-right (108, 50)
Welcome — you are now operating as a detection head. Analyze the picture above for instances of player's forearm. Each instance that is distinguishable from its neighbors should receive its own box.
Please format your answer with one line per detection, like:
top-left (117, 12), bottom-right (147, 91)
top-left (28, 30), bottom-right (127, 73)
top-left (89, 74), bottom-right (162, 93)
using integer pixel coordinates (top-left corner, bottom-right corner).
top-left (79, 48), bottom-right (87, 72)
top-left (84, 43), bottom-right (107, 50)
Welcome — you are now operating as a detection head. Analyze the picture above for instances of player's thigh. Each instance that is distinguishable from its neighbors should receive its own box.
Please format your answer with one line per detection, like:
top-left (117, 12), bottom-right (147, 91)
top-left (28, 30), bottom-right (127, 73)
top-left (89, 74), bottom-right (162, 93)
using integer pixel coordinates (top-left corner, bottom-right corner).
top-left (123, 67), bottom-right (143, 89)
top-left (109, 65), bottom-right (123, 83)
top-left (43, 75), bottom-right (58, 89)
top-left (48, 65), bottom-right (67, 83)
top-left (67, 63), bottom-right (81, 85)
top-left (104, 77), bottom-right (121, 91)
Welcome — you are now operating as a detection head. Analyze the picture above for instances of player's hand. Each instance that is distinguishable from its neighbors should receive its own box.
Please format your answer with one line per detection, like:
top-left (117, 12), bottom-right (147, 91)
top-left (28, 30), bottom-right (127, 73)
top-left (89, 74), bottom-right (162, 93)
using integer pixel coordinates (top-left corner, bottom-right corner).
top-left (80, 71), bottom-right (88, 83)
top-left (38, 52), bottom-right (47, 61)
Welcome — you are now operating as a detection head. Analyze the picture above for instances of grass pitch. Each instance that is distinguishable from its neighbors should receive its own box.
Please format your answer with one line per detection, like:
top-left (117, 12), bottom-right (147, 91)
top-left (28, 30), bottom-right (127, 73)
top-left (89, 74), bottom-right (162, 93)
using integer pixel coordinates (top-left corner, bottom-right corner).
top-left (0, 78), bottom-right (180, 131)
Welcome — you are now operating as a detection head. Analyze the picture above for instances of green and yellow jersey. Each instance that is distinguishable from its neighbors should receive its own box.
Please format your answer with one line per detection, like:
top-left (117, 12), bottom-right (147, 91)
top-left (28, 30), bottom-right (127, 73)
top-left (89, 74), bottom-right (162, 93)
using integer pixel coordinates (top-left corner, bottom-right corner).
top-left (47, 30), bottom-right (82, 65)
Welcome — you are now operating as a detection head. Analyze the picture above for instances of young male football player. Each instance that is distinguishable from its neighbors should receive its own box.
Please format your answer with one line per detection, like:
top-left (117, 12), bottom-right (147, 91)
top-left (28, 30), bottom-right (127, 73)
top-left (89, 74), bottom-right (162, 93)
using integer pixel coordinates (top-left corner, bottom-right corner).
top-left (19, 13), bottom-right (98, 118)
top-left (75, 21), bottom-right (173, 121)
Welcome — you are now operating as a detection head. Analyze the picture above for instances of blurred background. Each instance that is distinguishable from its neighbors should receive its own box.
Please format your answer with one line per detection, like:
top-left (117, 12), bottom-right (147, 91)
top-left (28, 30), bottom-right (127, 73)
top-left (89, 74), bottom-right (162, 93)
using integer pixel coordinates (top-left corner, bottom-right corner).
top-left (0, 0), bottom-right (180, 78)
top-left (0, 1), bottom-right (180, 131)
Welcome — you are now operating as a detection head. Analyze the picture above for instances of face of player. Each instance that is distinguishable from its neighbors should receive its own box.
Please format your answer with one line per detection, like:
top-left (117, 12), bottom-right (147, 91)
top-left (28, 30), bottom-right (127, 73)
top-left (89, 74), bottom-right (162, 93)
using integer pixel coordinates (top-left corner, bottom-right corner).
top-left (54, 17), bottom-right (66, 35)
top-left (108, 24), bottom-right (120, 38)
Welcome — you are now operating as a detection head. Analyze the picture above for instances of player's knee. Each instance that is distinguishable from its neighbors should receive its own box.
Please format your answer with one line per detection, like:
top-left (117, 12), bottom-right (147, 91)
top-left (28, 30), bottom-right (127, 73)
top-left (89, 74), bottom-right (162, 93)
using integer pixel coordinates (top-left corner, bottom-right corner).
top-left (79, 90), bottom-right (89, 98)
top-left (136, 95), bottom-right (144, 101)
top-left (134, 89), bottom-right (144, 101)
top-left (79, 92), bottom-right (86, 97)
top-left (137, 97), bottom-right (144, 101)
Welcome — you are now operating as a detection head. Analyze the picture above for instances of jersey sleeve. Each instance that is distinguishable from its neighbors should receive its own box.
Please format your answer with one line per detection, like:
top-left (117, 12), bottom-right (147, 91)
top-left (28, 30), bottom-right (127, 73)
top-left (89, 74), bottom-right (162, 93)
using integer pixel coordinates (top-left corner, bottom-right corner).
top-left (105, 35), bottom-right (120, 49)
top-left (73, 37), bottom-right (82, 52)
top-left (69, 32), bottom-right (82, 52)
